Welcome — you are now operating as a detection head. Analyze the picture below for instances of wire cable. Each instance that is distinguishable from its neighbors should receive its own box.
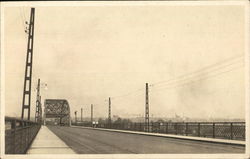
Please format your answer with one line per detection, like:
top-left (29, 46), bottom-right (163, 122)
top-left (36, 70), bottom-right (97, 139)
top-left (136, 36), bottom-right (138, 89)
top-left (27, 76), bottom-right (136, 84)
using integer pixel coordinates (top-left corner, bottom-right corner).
top-left (151, 55), bottom-right (243, 87)
top-left (150, 63), bottom-right (244, 93)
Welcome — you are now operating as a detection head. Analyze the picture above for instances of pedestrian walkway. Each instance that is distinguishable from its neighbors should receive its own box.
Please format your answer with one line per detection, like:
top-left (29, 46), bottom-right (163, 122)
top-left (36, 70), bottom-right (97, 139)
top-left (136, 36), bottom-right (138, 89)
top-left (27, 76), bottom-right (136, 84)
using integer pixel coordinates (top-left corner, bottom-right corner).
top-left (27, 126), bottom-right (75, 154)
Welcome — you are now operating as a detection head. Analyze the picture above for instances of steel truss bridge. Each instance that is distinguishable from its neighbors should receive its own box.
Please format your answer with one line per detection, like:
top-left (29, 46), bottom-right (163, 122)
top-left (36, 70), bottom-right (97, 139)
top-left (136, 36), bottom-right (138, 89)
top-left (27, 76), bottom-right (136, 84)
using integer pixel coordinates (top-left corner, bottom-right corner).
top-left (4, 7), bottom-right (246, 155)
top-left (44, 99), bottom-right (71, 126)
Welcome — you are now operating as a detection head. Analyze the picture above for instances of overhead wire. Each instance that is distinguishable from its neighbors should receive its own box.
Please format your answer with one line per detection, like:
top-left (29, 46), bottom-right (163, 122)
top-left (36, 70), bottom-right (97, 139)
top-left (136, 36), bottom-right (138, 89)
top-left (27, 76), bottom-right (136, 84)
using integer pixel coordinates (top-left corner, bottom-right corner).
top-left (150, 56), bottom-right (244, 90)
top-left (97, 55), bottom-right (244, 119)
top-left (150, 55), bottom-right (244, 88)
top-left (22, 7), bottom-right (27, 21)
top-left (110, 88), bottom-right (144, 100)
top-left (104, 55), bottom-right (244, 103)
top-left (18, 7), bottom-right (26, 33)
top-left (150, 63), bottom-right (244, 93)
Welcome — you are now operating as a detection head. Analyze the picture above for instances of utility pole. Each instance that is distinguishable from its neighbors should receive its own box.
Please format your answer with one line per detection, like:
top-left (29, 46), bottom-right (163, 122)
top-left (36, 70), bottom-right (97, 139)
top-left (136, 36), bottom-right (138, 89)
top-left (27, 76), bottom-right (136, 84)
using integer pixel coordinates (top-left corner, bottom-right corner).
top-left (91, 104), bottom-right (93, 127)
top-left (108, 97), bottom-right (111, 128)
top-left (44, 100), bottom-right (46, 126)
top-left (39, 95), bottom-right (43, 124)
top-left (75, 111), bottom-right (77, 123)
top-left (21, 8), bottom-right (35, 120)
top-left (145, 83), bottom-right (149, 132)
top-left (81, 108), bottom-right (83, 122)
top-left (35, 79), bottom-right (41, 123)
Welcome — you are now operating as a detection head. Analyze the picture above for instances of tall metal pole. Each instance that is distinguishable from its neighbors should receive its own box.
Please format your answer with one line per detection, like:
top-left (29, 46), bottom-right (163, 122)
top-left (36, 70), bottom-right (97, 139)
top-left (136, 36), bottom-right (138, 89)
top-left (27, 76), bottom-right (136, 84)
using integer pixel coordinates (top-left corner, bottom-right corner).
top-left (145, 83), bottom-right (149, 132)
top-left (44, 100), bottom-right (46, 125)
top-left (108, 97), bottom-right (111, 128)
top-left (39, 95), bottom-right (42, 123)
top-left (35, 79), bottom-right (40, 123)
top-left (81, 108), bottom-right (83, 122)
top-left (75, 111), bottom-right (77, 123)
top-left (21, 8), bottom-right (35, 120)
top-left (91, 104), bottom-right (93, 127)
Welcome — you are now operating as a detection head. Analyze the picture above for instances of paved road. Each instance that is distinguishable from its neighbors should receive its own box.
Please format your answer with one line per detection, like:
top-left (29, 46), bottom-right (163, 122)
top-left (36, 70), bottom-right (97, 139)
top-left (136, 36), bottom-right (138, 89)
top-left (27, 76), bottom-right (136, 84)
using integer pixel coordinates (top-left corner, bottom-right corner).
top-left (48, 126), bottom-right (244, 154)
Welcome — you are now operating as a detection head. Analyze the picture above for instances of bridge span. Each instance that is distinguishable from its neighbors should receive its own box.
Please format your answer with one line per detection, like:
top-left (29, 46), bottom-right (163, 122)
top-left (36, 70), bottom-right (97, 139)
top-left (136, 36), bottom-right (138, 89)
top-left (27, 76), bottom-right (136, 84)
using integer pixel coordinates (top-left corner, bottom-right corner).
top-left (46, 125), bottom-right (244, 154)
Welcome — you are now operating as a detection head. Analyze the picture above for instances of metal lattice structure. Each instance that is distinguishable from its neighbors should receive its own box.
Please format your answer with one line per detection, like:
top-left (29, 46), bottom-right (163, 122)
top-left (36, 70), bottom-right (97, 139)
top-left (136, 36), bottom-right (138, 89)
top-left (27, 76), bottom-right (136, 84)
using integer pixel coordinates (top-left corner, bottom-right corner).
top-left (44, 99), bottom-right (71, 126)
top-left (108, 97), bottom-right (111, 127)
top-left (21, 8), bottom-right (35, 120)
top-left (35, 79), bottom-right (42, 123)
top-left (145, 83), bottom-right (149, 132)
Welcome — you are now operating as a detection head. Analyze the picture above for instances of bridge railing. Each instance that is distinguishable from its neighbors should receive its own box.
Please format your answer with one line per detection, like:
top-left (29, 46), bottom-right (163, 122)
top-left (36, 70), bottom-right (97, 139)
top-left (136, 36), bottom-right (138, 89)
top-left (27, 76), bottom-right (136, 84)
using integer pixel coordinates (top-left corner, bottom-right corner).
top-left (5, 116), bottom-right (41, 154)
top-left (74, 121), bottom-right (245, 141)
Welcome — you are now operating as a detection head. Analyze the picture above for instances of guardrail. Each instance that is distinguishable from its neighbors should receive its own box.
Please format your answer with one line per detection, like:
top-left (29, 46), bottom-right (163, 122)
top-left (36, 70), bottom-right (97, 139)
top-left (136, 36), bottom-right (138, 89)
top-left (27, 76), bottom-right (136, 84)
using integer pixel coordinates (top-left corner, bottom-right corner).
top-left (73, 121), bottom-right (245, 141)
top-left (5, 116), bottom-right (41, 154)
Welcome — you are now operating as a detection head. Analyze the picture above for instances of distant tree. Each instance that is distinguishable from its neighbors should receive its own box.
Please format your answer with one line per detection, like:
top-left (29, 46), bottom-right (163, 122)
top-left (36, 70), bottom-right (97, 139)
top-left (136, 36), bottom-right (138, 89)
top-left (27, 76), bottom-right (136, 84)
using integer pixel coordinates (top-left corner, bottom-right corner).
top-left (113, 118), bottom-right (132, 124)
top-left (98, 118), bottom-right (107, 124)
top-left (114, 117), bottom-right (122, 124)
top-left (122, 118), bottom-right (132, 124)
top-left (156, 119), bottom-right (165, 123)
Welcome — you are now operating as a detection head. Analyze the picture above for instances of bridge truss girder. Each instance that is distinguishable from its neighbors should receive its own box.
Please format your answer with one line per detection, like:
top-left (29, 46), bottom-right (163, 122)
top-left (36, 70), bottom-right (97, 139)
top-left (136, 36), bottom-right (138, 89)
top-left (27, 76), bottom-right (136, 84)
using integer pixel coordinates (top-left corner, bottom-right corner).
top-left (44, 99), bottom-right (71, 126)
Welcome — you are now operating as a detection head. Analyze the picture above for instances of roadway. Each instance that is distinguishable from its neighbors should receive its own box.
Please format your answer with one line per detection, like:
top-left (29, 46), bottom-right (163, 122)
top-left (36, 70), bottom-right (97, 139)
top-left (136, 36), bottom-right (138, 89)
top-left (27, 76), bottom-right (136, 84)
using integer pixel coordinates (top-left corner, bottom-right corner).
top-left (48, 126), bottom-right (245, 154)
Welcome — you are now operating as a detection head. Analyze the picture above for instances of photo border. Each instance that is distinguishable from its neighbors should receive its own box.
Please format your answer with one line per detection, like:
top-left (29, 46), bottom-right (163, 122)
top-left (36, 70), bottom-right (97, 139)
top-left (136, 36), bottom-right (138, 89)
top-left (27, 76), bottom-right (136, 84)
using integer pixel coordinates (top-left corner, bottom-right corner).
top-left (1, 1), bottom-right (249, 159)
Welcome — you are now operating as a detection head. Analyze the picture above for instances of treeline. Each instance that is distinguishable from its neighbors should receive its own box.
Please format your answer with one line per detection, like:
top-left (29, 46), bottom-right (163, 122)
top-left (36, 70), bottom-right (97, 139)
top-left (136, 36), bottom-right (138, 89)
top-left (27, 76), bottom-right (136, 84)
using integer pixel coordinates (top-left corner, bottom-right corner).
top-left (98, 117), bottom-right (133, 124)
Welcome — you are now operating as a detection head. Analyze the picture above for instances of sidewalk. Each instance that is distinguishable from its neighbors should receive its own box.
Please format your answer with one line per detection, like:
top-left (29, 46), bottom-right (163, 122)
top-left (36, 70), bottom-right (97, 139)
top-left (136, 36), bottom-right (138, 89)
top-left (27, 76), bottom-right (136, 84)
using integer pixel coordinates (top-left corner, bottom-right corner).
top-left (71, 126), bottom-right (245, 146)
top-left (27, 126), bottom-right (76, 154)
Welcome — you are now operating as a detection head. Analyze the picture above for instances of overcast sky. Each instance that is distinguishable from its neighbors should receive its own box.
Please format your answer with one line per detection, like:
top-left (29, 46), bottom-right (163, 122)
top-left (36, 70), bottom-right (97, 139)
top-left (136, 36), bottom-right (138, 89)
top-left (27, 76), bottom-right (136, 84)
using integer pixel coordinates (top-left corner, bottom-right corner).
top-left (4, 4), bottom-right (246, 120)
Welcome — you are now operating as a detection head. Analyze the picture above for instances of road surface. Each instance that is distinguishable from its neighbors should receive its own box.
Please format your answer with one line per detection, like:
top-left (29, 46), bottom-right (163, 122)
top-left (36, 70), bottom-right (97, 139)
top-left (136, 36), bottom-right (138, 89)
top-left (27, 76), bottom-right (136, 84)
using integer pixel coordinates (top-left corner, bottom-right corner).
top-left (48, 126), bottom-right (244, 154)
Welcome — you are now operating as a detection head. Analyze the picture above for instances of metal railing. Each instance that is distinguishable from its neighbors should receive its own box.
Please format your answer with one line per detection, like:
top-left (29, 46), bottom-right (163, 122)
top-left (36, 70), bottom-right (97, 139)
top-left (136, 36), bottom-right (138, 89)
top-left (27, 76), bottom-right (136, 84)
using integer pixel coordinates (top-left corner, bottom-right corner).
top-left (73, 121), bottom-right (245, 141)
top-left (5, 116), bottom-right (41, 154)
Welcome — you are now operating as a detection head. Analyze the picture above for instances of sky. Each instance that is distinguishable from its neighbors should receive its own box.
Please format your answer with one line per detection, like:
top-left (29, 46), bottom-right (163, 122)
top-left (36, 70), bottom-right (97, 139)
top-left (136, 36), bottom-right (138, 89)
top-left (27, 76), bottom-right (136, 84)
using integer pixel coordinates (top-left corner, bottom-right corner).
top-left (3, 4), bottom-right (246, 120)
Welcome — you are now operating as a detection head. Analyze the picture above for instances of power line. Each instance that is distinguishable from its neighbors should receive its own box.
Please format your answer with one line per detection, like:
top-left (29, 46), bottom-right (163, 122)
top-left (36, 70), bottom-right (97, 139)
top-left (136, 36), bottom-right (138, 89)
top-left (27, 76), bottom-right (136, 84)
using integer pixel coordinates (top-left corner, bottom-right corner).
top-left (100, 55), bottom-right (244, 115)
top-left (150, 64), bottom-right (244, 93)
top-left (150, 56), bottom-right (243, 90)
top-left (111, 92), bottom-right (144, 104)
top-left (22, 7), bottom-right (27, 20)
top-left (110, 87), bottom-right (144, 100)
top-left (151, 55), bottom-right (243, 87)
top-left (104, 56), bottom-right (244, 106)
top-left (19, 8), bottom-right (26, 32)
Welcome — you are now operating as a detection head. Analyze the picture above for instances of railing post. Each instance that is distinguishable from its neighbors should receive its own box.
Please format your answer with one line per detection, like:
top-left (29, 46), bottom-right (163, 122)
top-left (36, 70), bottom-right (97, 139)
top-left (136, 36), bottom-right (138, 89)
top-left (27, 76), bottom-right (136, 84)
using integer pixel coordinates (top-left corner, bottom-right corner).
top-left (158, 122), bottom-right (160, 133)
top-left (11, 120), bottom-right (16, 154)
top-left (166, 123), bottom-right (168, 134)
top-left (198, 123), bottom-right (200, 137)
top-left (230, 123), bottom-right (233, 140)
top-left (24, 121), bottom-right (26, 150)
top-left (213, 123), bottom-right (215, 138)
top-left (175, 123), bottom-right (178, 135)
top-left (185, 123), bottom-right (188, 136)
top-left (21, 121), bottom-right (24, 152)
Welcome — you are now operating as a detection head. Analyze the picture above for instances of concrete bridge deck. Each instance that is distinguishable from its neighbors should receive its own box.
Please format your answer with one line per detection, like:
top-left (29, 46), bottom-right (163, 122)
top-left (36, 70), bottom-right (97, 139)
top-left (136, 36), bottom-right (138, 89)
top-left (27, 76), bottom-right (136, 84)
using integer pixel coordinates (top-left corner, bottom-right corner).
top-left (71, 126), bottom-right (245, 146)
top-left (47, 126), bottom-right (245, 154)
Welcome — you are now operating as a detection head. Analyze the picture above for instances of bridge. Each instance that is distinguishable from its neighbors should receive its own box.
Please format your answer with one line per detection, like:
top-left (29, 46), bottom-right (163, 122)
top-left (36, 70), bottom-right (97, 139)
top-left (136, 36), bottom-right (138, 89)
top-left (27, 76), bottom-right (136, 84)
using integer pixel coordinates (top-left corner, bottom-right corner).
top-left (5, 95), bottom-right (246, 154)
top-left (4, 7), bottom-right (246, 155)
top-left (5, 115), bottom-right (245, 154)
